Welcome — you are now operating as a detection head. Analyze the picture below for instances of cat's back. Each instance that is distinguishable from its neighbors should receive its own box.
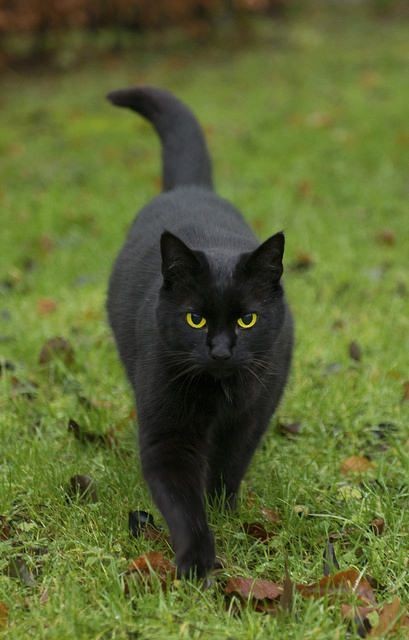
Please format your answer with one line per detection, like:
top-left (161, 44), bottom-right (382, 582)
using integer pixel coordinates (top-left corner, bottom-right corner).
top-left (128, 186), bottom-right (256, 255)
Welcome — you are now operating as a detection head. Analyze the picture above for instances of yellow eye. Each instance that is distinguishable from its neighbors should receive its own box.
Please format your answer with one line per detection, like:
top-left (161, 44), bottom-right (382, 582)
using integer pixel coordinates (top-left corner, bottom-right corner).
top-left (186, 312), bottom-right (206, 329)
top-left (237, 313), bottom-right (257, 329)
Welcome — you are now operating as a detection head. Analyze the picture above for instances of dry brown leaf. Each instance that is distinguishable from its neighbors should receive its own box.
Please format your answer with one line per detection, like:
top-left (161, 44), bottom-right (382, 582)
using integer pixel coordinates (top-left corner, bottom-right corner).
top-left (0, 516), bottom-right (12, 541)
top-left (290, 252), bottom-right (315, 272)
top-left (39, 235), bottom-right (55, 254)
top-left (370, 518), bottom-right (385, 536)
top-left (341, 456), bottom-right (375, 475)
top-left (68, 419), bottom-right (118, 448)
top-left (297, 180), bottom-right (313, 199)
top-left (360, 71), bottom-right (382, 89)
top-left (349, 341), bottom-right (362, 362)
top-left (225, 576), bottom-right (283, 609)
top-left (277, 421), bottom-right (302, 437)
top-left (306, 112), bottom-right (334, 128)
top-left (341, 603), bottom-right (374, 636)
top-left (37, 298), bottom-right (57, 315)
top-left (8, 557), bottom-right (36, 587)
top-left (260, 507), bottom-right (281, 524)
top-left (67, 475), bottom-right (98, 503)
top-left (296, 568), bottom-right (376, 605)
top-left (280, 563), bottom-right (294, 613)
top-left (368, 597), bottom-right (406, 637)
top-left (402, 381), bottom-right (409, 402)
top-left (142, 524), bottom-right (168, 542)
top-left (0, 602), bottom-right (8, 629)
top-left (38, 337), bottom-right (75, 366)
top-left (341, 603), bottom-right (375, 620)
top-left (127, 552), bottom-right (175, 586)
top-left (128, 407), bottom-right (137, 420)
top-left (376, 229), bottom-right (396, 246)
top-left (128, 510), bottom-right (167, 542)
top-left (246, 489), bottom-right (257, 508)
top-left (242, 522), bottom-right (274, 542)
top-left (0, 360), bottom-right (15, 375)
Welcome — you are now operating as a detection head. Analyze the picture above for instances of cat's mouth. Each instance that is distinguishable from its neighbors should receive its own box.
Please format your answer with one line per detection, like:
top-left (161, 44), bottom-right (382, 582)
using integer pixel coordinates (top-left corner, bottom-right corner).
top-left (205, 362), bottom-right (236, 380)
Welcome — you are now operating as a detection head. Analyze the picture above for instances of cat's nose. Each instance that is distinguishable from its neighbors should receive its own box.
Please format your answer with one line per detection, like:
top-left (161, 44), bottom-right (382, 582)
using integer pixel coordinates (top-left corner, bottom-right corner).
top-left (210, 344), bottom-right (232, 361)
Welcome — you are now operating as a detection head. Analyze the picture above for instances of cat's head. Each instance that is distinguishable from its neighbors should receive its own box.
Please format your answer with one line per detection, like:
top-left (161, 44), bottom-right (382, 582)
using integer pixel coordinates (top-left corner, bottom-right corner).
top-left (157, 231), bottom-right (286, 379)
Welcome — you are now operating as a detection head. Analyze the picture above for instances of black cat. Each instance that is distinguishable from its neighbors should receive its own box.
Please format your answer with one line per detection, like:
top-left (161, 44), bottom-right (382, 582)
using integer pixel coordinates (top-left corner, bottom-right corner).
top-left (106, 87), bottom-right (294, 578)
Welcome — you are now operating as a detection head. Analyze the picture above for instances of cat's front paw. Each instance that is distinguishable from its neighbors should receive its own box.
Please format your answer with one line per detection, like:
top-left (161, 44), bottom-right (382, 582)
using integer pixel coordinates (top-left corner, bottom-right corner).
top-left (175, 531), bottom-right (215, 579)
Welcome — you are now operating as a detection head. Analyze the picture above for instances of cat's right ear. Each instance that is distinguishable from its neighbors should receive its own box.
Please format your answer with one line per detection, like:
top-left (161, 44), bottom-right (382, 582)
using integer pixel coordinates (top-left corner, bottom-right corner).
top-left (160, 231), bottom-right (200, 287)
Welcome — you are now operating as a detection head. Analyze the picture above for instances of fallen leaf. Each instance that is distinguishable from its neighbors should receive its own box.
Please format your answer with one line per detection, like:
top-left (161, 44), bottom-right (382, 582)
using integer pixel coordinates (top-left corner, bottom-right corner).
top-left (10, 376), bottom-right (38, 400)
top-left (37, 298), bottom-right (57, 315)
top-left (0, 360), bottom-right (15, 375)
top-left (296, 568), bottom-right (376, 605)
top-left (67, 419), bottom-right (118, 448)
top-left (368, 597), bottom-right (407, 637)
top-left (329, 527), bottom-right (356, 543)
top-left (305, 112), bottom-right (334, 128)
top-left (341, 456), bottom-right (374, 475)
top-left (323, 541), bottom-right (340, 576)
top-left (376, 229), bottom-right (395, 246)
top-left (289, 252), bottom-right (315, 272)
top-left (67, 475), bottom-right (98, 503)
top-left (20, 257), bottom-right (36, 273)
top-left (38, 337), bottom-right (75, 366)
top-left (127, 551), bottom-right (175, 587)
top-left (8, 557), bottom-right (36, 587)
top-left (242, 522), bottom-right (273, 542)
top-left (0, 602), bottom-right (8, 629)
top-left (128, 407), bottom-right (137, 420)
top-left (369, 518), bottom-right (385, 536)
top-left (0, 516), bottom-right (12, 541)
top-left (341, 603), bottom-right (374, 637)
top-left (349, 341), bottom-right (362, 362)
top-left (128, 510), bottom-right (156, 538)
top-left (402, 381), bottom-right (409, 402)
top-left (142, 524), bottom-right (167, 542)
top-left (39, 234), bottom-right (55, 254)
top-left (360, 71), bottom-right (382, 89)
top-left (246, 489), bottom-right (257, 508)
top-left (297, 180), bottom-right (313, 199)
top-left (280, 562), bottom-right (294, 613)
top-left (225, 576), bottom-right (283, 612)
top-left (39, 588), bottom-right (49, 606)
top-left (277, 421), bottom-right (301, 437)
top-left (293, 504), bottom-right (309, 517)
top-left (260, 507), bottom-right (281, 524)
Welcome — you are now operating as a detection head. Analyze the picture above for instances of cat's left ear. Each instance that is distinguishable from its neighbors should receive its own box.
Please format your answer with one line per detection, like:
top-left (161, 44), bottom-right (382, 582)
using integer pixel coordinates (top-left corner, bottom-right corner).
top-left (244, 231), bottom-right (284, 282)
top-left (160, 231), bottom-right (201, 287)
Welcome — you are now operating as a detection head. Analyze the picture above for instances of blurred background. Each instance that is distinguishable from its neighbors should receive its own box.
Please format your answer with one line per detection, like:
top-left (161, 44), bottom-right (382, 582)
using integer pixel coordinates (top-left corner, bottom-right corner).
top-left (0, 5), bottom-right (408, 637)
top-left (0, 0), bottom-right (408, 71)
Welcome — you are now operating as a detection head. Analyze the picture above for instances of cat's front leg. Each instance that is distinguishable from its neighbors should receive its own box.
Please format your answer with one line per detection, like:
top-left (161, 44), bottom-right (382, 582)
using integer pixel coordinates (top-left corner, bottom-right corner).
top-left (139, 421), bottom-right (215, 578)
top-left (206, 409), bottom-right (269, 509)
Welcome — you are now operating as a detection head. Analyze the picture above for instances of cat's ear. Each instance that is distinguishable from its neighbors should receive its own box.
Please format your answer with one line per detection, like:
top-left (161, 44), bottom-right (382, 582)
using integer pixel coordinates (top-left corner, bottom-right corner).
top-left (244, 231), bottom-right (284, 282)
top-left (160, 231), bottom-right (200, 286)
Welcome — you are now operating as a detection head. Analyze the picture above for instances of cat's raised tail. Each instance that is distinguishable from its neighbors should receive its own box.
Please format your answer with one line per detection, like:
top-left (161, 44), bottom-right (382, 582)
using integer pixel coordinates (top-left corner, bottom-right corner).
top-left (107, 86), bottom-right (213, 192)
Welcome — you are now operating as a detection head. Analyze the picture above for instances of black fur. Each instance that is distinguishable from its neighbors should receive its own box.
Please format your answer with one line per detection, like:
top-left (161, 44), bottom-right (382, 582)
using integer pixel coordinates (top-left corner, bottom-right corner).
top-left (106, 87), bottom-right (294, 578)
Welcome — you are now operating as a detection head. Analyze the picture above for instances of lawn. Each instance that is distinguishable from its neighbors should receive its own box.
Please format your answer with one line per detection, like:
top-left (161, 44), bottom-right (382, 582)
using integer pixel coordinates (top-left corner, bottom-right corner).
top-left (0, 9), bottom-right (408, 639)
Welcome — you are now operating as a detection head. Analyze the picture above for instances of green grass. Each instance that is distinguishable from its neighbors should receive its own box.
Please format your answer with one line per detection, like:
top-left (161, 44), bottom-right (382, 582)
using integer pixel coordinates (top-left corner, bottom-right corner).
top-left (1, 11), bottom-right (408, 640)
